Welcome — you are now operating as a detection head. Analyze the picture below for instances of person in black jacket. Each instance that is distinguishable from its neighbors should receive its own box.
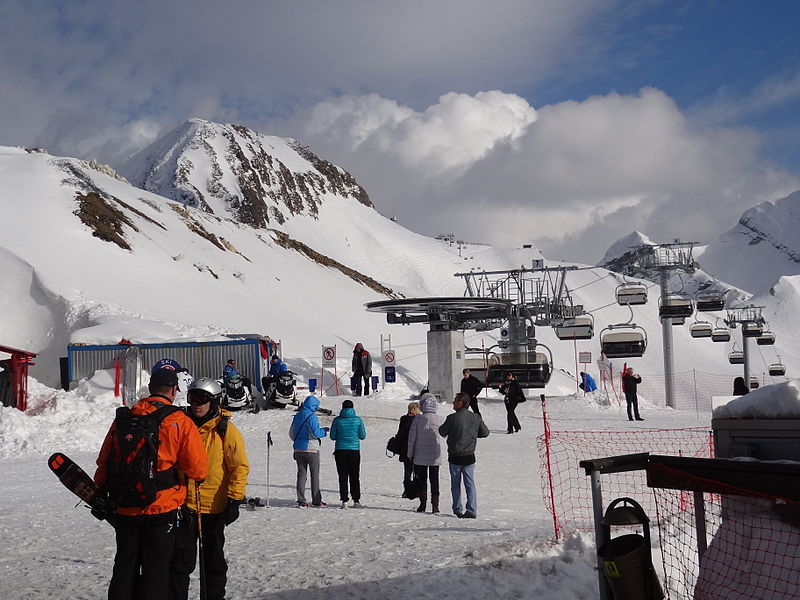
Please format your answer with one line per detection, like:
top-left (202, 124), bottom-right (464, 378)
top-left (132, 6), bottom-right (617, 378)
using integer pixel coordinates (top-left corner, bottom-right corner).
top-left (395, 401), bottom-right (421, 498)
top-left (622, 367), bottom-right (644, 421)
top-left (351, 343), bottom-right (372, 396)
top-left (498, 371), bottom-right (524, 434)
top-left (732, 376), bottom-right (749, 396)
top-left (459, 369), bottom-right (484, 415)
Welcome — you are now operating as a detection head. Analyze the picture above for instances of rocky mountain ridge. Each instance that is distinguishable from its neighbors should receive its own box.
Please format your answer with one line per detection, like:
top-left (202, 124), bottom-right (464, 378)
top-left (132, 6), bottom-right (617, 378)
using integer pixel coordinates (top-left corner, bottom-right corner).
top-left (118, 118), bottom-right (371, 230)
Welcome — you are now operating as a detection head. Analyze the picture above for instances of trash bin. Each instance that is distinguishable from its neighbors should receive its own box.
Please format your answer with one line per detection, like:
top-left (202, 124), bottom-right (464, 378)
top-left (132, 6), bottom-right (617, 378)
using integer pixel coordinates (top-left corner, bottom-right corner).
top-left (371, 375), bottom-right (379, 392)
top-left (597, 497), bottom-right (664, 600)
top-left (308, 378), bottom-right (317, 393)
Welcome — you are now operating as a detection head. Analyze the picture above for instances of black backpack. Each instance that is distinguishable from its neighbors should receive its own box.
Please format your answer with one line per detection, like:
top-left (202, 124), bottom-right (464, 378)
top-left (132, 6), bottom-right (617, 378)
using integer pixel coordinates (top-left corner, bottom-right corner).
top-left (106, 401), bottom-right (182, 508)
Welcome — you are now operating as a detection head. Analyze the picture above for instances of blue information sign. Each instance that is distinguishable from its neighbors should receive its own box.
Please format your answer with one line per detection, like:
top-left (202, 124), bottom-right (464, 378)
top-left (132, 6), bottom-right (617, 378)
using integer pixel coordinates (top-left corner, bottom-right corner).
top-left (384, 366), bottom-right (396, 383)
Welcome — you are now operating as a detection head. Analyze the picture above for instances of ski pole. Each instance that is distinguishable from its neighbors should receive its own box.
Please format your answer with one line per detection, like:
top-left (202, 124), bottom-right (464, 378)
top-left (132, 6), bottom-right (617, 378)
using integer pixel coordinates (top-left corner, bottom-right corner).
top-left (266, 431), bottom-right (273, 508)
top-left (195, 481), bottom-right (206, 600)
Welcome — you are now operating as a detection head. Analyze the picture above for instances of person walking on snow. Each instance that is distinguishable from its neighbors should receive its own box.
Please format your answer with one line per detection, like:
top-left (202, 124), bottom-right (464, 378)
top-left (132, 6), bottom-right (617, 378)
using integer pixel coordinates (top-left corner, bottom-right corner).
top-left (407, 392), bottom-right (445, 513)
top-left (498, 371), bottom-right (524, 434)
top-left (439, 392), bottom-right (489, 518)
top-left (395, 401), bottom-right (421, 499)
top-left (351, 342), bottom-right (372, 396)
top-left (289, 395), bottom-right (329, 507)
top-left (329, 399), bottom-right (367, 508)
top-left (95, 365), bottom-right (208, 600)
top-left (459, 368), bottom-right (484, 415)
top-left (622, 367), bottom-right (644, 421)
top-left (169, 378), bottom-right (249, 600)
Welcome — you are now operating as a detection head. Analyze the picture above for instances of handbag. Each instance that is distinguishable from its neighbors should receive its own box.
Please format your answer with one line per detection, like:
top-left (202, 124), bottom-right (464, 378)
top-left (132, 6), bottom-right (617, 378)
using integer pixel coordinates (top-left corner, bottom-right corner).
top-left (404, 472), bottom-right (422, 500)
top-left (386, 436), bottom-right (401, 456)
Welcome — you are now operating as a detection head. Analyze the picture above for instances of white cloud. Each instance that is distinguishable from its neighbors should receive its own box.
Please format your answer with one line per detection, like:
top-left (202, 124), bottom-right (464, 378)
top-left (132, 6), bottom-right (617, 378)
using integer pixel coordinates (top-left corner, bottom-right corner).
top-left (292, 91), bottom-right (537, 174)
top-left (273, 88), bottom-right (799, 263)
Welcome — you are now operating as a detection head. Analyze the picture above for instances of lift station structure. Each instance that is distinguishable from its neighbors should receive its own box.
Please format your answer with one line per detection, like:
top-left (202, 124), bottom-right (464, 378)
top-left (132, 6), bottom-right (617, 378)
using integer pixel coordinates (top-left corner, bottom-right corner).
top-left (365, 297), bottom-right (511, 402)
top-left (366, 262), bottom-right (582, 401)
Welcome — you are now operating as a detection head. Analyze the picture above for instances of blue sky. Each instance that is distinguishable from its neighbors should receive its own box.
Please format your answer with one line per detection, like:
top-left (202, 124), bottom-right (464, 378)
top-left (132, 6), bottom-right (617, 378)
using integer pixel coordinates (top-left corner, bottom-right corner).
top-left (2, 0), bottom-right (799, 261)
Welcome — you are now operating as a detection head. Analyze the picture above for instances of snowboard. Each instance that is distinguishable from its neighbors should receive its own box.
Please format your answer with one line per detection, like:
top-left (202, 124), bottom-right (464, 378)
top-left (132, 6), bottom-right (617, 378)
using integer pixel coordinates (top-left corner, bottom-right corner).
top-left (121, 346), bottom-right (142, 408)
top-left (48, 452), bottom-right (111, 520)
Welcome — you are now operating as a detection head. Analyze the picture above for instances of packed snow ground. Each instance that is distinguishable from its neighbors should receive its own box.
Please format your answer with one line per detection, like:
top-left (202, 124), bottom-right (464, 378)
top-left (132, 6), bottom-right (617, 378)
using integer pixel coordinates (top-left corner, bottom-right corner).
top-left (0, 371), bottom-right (710, 600)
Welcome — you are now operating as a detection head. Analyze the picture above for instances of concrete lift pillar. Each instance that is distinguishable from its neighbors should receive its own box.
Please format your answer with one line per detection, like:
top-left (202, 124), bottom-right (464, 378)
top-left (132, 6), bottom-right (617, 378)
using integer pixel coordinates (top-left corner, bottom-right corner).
top-left (426, 328), bottom-right (464, 402)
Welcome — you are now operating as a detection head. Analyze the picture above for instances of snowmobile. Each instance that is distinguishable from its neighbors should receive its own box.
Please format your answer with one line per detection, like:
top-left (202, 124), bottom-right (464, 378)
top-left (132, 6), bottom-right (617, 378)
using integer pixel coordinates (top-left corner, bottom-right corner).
top-left (221, 373), bottom-right (252, 410)
top-left (261, 371), bottom-right (298, 410)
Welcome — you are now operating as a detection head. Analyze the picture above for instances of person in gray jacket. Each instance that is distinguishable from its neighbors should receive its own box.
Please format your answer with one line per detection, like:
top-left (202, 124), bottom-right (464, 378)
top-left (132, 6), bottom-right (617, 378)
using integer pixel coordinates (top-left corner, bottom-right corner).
top-left (438, 392), bottom-right (490, 518)
top-left (407, 392), bottom-right (444, 513)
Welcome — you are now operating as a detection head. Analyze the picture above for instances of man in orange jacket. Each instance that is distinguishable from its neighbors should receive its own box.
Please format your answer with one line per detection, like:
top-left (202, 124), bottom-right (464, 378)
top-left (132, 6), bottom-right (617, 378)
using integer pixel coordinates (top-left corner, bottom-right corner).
top-left (95, 365), bottom-right (208, 600)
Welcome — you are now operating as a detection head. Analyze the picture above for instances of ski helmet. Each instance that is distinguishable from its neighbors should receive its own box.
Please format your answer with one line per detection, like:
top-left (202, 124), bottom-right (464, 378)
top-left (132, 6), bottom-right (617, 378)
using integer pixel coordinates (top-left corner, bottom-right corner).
top-left (188, 377), bottom-right (223, 406)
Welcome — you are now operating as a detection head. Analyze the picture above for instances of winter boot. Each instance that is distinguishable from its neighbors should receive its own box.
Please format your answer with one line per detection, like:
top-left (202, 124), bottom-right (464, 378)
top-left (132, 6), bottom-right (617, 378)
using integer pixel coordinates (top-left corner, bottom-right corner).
top-left (431, 494), bottom-right (439, 514)
top-left (416, 494), bottom-right (427, 513)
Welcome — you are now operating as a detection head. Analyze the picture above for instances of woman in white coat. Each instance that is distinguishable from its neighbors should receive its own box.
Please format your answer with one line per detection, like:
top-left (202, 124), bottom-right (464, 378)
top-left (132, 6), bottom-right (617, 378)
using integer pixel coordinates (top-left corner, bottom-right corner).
top-left (406, 393), bottom-right (445, 513)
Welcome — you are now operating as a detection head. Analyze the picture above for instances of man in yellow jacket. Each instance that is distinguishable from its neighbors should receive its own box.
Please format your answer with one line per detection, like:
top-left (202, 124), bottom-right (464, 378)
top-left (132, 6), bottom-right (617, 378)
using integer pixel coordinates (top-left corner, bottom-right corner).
top-left (169, 377), bottom-right (250, 600)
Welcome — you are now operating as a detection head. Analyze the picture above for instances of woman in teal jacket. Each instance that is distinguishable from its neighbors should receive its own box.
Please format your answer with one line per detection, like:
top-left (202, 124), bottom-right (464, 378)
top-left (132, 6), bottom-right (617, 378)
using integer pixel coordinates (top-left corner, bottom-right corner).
top-left (329, 399), bottom-right (367, 508)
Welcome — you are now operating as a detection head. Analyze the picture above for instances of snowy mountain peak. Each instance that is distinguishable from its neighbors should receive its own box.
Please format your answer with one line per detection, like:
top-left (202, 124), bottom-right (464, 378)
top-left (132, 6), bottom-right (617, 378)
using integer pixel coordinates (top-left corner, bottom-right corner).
top-left (598, 230), bottom-right (654, 267)
top-left (698, 189), bottom-right (800, 294)
top-left (117, 119), bottom-right (371, 229)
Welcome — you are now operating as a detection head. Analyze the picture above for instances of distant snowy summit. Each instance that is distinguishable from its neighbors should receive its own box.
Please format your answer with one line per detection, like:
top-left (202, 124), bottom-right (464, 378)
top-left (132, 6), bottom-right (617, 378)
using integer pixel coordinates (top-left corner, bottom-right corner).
top-left (699, 190), bottom-right (800, 295)
top-left (118, 118), bottom-right (371, 229)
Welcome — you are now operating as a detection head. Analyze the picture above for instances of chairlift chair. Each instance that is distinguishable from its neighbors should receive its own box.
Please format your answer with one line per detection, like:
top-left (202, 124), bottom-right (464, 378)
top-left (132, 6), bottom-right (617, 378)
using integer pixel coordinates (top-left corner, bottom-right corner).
top-left (615, 283), bottom-right (648, 306)
top-left (659, 293), bottom-right (695, 319)
top-left (741, 322), bottom-right (763, 338)
top-left (600, 324), bottom-right (647, 359)
top-left (711, 327), bottom-right (731, 342)
top-left (689, 321), bottom-right (713, 338)
top-left (728, 351), bottom-right (744, 365)
top-left (757, 331), bottom-right (776, 346)
top-left (769, 363), bottom-right (786, 377)
top-left (695, 291), bottom-right (725, 312)
top-left (671, 317), bottom-right (686, 326)
top-left (484, 348), bottom-right (553, 389)
top-left (553, 315), bottom-right (594, 340)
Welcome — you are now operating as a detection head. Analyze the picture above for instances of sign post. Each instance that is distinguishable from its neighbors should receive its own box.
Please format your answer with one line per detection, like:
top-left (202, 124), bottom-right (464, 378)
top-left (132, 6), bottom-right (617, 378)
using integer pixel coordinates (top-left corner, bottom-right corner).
top-left (383, 349), bottom-right (396, 386)
top-left (579, 351), bottom-right (592, 395)
top-left (320, 345), bottom-right (340, 397)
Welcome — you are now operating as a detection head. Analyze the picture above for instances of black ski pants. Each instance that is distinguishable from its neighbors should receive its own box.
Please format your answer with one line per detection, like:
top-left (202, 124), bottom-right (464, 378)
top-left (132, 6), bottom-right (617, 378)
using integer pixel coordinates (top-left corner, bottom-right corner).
top-left (625, 393), bottom-right (641, 420)
top-left (108, 509), bottom-right (178, 600)
top-left (469, 395), bottom-right (481, 415)
top-left (505, 398), bottom-right (521, 433)
top-left (412, 464), bottom-right (440, 497)
top-left (333, 449), bottom-right (362, 502)
top-left (169, 510), bottom-right (227, 600)
top-left (353, 372), bottom-right (370, 396)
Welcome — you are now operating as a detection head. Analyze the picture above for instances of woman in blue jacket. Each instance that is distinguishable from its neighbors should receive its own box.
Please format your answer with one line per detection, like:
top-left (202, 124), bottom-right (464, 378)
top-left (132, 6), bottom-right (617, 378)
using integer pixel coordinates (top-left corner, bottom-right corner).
top-left (329, 399), bottom-right (367, 509)
top-left (289, 395), bottom-right (329, 507)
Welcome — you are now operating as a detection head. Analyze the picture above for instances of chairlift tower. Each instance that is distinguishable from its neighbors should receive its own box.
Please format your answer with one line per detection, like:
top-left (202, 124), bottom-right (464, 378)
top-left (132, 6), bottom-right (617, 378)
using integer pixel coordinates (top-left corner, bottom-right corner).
top-left (456, 262), bottom-right (582, 326)
top-left (455, 262), bottom-right (582, 382)
top-left (365, 297), bottom-right (510, 402)
top-left (724, 305), bottom-right (766, 385)
top-left (631, 241), bottom-right (698, 408)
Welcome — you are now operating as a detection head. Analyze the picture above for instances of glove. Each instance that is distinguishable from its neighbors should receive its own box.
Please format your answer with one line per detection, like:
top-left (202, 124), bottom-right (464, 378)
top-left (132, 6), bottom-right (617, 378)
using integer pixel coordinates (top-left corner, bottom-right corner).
top-left (223, 498), bottom-right (241, 526)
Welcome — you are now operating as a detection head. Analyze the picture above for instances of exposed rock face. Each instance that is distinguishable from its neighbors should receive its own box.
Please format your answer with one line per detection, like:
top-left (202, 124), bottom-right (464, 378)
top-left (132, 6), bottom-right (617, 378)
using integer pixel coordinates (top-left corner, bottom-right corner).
top-left (119, 119), bottom-right (372, 230)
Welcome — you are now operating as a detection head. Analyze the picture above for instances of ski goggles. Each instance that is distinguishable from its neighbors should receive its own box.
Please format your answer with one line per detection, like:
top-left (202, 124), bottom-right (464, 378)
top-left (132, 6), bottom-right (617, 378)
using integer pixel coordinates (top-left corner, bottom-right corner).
top-left (187, 390), bottom-right (214, 405)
